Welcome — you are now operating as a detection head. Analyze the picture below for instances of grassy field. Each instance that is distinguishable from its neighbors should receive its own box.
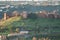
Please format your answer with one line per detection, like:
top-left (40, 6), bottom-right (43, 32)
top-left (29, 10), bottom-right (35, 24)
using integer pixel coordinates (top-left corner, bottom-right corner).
top-left (0, 16), bottom-right (60, 35)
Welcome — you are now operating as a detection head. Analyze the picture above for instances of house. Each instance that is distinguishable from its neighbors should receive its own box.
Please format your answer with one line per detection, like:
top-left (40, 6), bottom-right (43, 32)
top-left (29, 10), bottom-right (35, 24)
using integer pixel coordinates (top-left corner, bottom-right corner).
top-left (12, 11), bottom-right (20, 17)
top-left (3, 12), bottom-right (12, 20)
top-left (4, 12), bottom-right (7, 20)
top-left (0, 35), bottom-right (7, 40)
top-left (20, 11), bottom-right (28, 18)
top-left (48, 10), bottom-right (60, 18)
top-left (48, 13), bottom-right (55, 18)
top-left (37, 11), bottom-right (48, 18)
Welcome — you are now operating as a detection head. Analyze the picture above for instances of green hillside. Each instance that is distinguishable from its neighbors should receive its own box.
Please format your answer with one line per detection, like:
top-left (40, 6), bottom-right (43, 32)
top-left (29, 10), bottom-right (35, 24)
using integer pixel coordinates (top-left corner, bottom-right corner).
top-left (0, 16), bottom-right (60, 35)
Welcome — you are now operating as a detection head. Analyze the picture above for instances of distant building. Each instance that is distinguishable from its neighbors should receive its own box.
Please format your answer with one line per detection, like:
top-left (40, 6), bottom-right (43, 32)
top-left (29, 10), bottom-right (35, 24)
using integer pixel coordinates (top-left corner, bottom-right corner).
top-left (12, 11), bottom-right (20, 17)
top-left (20, 11), bottom-right (28, 19)
top-left (57, 15), bottom-right (60, 18)
top-left (47, 10), bottom-right (60, 18)
top-left (32, 37), bottom-right (37, 40)
top-left (5, 5), bottom-right (10, 8)
top-left (38, 11), bottom-right (48, 18)
top-left (4, 12), bottom-right (7, 20)
top-left (48, 14), bottom-right (55, 18)
top-left (0, 35), bottom-right (7, 40)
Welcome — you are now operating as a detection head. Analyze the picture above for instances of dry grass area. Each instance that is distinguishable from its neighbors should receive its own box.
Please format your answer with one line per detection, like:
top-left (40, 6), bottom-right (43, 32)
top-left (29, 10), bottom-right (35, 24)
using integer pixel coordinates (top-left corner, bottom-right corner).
top-left (0, 16), bottom-right (21, 27)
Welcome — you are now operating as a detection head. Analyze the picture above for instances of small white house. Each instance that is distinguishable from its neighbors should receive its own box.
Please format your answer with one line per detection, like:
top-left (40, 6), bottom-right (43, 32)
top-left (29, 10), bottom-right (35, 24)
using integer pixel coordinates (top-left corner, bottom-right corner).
top-left (20, 31), bottom-right (29, 34)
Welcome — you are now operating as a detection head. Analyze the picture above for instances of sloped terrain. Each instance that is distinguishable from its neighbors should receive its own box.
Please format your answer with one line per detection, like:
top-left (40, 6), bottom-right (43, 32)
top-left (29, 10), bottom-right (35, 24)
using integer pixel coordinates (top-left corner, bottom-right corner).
top-left (0, 16), bottom-right (60, 36)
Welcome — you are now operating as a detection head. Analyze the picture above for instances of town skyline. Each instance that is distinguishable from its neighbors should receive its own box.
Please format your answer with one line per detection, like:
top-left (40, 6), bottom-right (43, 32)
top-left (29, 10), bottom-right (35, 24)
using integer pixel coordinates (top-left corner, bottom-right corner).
top-left (0, 0), bottom-right (60, 1)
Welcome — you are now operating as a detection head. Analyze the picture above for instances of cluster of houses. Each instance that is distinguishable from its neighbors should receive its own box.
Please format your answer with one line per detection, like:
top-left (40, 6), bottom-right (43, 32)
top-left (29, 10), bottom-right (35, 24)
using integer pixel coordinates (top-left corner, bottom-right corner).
top-left (3, 10), bottom-right (60, 20)
top-left (37, 10), bottom-right (60, 18)
top-left (3, 11), bottom-right (28, 20)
